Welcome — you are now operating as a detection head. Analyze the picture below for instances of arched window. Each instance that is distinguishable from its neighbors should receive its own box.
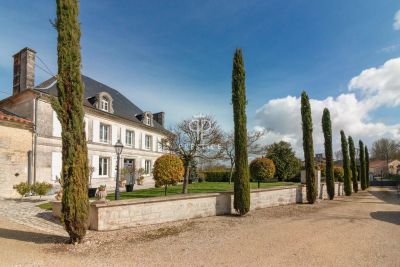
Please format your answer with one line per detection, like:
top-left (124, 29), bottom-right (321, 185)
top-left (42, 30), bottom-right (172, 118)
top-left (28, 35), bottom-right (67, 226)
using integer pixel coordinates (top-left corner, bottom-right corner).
top-left (100, 96), bottom-right (109, 112)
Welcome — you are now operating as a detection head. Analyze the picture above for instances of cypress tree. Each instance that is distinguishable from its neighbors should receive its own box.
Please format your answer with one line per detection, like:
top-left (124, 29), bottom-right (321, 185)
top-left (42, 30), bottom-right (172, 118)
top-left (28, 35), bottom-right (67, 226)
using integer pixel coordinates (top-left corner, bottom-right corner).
top-left (301, 91), bottom-right (317, 204)
top-left (340, 131), bottom-right (352, 196)
top-left (359, 141), bottom-right (367, 190)
top-left (53, 0), bottom-right (89, 244)
top-left (348, 136), bottom-right (358, 193)
top-left (232, 48), bottom-right (250, 215)
top-left (322, 108), bottom-right (334, 200)
top-left (365, 146), bottom-right (370, 188)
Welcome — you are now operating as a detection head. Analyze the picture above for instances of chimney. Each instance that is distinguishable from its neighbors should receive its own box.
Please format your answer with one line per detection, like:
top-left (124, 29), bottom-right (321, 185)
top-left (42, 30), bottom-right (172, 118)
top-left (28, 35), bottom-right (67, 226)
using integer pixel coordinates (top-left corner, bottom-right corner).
top-left (153, 112), bottom-right (165, 127)
top-left (13, 47), bottom-right (36, 96)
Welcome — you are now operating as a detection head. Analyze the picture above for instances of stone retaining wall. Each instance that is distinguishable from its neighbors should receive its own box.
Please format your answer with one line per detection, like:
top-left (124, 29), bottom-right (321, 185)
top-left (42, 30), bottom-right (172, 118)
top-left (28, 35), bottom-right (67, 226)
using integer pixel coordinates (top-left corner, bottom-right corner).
top-left (53, 183), bottom-right (349, 231)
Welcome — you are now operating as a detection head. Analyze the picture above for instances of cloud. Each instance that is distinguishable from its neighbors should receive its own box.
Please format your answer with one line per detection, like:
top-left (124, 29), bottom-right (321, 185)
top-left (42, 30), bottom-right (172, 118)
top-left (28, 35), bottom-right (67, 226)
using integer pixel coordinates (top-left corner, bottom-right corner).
top-left (255, 58), bottom-right (400, 158)
top-left (394, 10), bottom-right (400, 30)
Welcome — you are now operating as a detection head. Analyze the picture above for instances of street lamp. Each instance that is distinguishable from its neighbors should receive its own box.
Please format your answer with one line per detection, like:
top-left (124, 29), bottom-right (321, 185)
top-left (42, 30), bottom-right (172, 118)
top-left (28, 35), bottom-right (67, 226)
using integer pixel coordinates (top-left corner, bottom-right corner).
top-left (114, 139), bottom-right (124, 200)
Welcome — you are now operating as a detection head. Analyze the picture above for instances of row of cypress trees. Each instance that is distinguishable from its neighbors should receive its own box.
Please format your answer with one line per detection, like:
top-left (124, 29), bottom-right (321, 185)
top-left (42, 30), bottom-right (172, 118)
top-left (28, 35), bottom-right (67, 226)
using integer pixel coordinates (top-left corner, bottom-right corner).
top-left (301, 92), bottom-right (370, 203)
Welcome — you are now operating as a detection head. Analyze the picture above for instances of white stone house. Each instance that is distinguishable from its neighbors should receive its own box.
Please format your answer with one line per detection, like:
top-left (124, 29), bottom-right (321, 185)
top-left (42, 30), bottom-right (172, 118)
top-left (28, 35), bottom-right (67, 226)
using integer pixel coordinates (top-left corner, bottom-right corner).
top-left (0, 47), bottom-right (171, 190)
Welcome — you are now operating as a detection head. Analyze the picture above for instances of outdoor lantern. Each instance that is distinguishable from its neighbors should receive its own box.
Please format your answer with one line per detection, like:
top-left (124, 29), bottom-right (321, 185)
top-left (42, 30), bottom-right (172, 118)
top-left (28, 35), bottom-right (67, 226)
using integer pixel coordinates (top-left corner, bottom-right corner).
top-left (114, 139), bottom-right (124, 155)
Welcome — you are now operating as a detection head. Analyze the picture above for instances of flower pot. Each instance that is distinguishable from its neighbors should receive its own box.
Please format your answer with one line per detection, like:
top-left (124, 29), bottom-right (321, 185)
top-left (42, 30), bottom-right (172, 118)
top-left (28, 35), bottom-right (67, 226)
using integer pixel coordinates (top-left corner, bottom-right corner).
top-left (88, 187), bottom-right (97, 198)
top-left (125, 184), bottom-right (134, 192)
top-left (95, 189), bottom-right (107, 201)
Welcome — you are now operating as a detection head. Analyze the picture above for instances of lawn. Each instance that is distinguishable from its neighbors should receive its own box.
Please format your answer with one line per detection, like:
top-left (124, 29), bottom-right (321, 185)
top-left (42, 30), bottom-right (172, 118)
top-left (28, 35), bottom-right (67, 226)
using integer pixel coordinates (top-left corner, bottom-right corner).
top-left (107, 181), bottom-right (295, 200)
top-left (36, 181), bottom-right (296, 209)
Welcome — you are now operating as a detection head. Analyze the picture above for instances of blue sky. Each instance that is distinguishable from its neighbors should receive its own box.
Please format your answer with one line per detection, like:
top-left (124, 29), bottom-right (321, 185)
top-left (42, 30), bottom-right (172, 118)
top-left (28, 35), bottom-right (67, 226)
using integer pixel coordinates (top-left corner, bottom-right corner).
top-left (0, 1), bottom-right (399, 155)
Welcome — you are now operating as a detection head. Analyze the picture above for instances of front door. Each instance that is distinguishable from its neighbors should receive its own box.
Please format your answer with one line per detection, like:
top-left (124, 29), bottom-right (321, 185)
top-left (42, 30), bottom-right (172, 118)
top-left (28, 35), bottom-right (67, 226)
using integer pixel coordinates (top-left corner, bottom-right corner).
top-left (123, 159), bottom-right (135, 184)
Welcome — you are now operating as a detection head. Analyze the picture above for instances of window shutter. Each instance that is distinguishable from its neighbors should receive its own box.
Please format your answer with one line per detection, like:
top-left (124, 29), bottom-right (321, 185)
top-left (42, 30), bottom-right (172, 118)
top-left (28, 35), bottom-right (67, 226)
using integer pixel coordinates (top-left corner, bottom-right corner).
top-left (91, 155), bottom-right (99, 178)
top-left (52, 111), bottom-right (62, 137)
top-left (51, 152), bottom-right (62, 180)
top-left (111, 156), bottom-right (117, 178)
top-left (84, 118), bottom-right (89, 141)
top-left (112, 125), bottom-right (118, 145)
top-left (92, 120), bottom-right (100, 143)
top-left (121, 126), bottom-right (126, 146)
top-left (141, 132), bottom-right (146, 149)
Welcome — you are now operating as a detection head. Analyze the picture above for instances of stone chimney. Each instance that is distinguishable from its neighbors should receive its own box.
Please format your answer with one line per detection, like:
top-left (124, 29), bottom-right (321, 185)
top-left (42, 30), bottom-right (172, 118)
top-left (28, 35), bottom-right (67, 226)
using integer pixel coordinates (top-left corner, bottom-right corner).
top-left (153, 112), bottom-right (165, 127)
top-left (13, 47), bottom-right (36, 96)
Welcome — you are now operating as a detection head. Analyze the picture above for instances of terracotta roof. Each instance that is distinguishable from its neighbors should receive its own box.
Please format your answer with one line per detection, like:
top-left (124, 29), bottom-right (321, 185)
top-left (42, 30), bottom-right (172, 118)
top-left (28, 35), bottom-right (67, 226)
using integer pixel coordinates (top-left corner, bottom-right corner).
top-left (369, 160), bottom-right (387, 169)
top-left (0, 108), bottom-right (32, 124)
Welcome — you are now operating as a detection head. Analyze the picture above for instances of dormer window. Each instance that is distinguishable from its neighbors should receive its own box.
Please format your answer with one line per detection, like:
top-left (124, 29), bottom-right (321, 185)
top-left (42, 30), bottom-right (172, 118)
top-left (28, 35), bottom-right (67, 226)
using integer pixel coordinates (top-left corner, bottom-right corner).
top-left (142, 112), bottom-right (153, 126)
top-left (100, 97), bottom-right (109, 112)
top-left (94, 92), bottom-right (114, 113)
top-left (146, 116), bottom-right (151, 126)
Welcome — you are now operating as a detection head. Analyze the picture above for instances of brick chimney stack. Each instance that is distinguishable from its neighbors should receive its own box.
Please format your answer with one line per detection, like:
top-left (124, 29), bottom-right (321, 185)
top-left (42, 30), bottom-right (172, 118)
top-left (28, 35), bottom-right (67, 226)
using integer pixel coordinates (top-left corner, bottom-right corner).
top-left (13, 47), bottom-right (36, 96)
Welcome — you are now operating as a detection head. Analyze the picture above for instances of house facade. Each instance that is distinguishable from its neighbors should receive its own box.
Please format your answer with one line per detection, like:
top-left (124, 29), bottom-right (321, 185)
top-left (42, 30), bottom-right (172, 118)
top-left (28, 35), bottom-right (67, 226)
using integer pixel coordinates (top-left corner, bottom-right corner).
top-left (0, 47), bottom-right (170, 191)
top-left (369, 159), bottom-right (400, 176)
top-left (0, 108), bottom-right (33, 198)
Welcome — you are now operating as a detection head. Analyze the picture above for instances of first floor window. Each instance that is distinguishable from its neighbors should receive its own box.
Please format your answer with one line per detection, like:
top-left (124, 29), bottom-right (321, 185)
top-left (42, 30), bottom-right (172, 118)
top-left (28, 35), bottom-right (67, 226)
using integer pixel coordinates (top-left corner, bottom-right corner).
top-left (145, 135), bottom-right (152, 150)
top-left (99, 157), bottom-right (109, 176)
top-left (126, 130), bottom-right (134, 147)
top-left (145, 160), bottom-right (151, 174)
top-left (100, 123), bottom-right (110, 143)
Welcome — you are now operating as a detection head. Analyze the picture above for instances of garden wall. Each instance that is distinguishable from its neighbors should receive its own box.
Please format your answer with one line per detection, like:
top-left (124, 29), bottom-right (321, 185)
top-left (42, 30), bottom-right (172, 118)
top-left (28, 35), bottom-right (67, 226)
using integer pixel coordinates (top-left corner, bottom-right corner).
top-left (53, 183), bottom-right (346, 231)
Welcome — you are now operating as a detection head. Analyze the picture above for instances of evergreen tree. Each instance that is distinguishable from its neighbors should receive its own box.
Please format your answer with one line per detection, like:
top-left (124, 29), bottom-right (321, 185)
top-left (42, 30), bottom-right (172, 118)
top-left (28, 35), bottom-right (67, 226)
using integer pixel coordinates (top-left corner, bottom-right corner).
top-left (365, 146), bottom-right (370, 188)
top-left (348, 136), bottom-right (358, 193)
top-left (301, 91), bottom-right (317, 204)
top-left (322, 108), bottom-right (334, 200)
top-left (53, 0), bottom-right (89, 244)
top-left (340, 131), bottom-right (352, 196)
top-left (232, 48), bottom-right (250, 215)
top-left (359, 141), bottom-right (367, 190)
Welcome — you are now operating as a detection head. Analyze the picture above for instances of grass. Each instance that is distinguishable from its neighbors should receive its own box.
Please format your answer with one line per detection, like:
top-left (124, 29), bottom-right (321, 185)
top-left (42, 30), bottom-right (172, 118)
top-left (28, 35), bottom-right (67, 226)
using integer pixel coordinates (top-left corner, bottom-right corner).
top-left (37, 202), bottom-right (53, 210)
top-left (107, 181), bottom-right (295, 200)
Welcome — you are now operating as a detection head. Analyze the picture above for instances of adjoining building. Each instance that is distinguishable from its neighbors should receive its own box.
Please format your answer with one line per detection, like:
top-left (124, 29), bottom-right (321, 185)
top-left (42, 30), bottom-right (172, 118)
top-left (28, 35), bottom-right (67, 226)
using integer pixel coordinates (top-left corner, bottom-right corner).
top-left (0, 108), bottom-right (33, 198)
top-left (0, 47), bottom-right (171, 193)
top-left (369, 159), bottom-right (400, 176)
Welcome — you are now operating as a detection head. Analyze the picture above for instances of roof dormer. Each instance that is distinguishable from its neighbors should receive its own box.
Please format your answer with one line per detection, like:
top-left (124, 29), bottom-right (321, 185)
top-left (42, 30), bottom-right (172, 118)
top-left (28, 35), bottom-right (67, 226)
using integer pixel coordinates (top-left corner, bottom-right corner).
top-left (142, 112), bottom-right (153, 126)
top-left (94, 92), bottom-right (114, 113)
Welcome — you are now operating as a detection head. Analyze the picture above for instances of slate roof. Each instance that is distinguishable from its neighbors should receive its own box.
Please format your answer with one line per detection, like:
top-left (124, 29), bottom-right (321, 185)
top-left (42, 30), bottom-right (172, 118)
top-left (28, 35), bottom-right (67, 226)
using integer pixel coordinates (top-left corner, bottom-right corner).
top-left (34, 75), bottom-right (166, 131)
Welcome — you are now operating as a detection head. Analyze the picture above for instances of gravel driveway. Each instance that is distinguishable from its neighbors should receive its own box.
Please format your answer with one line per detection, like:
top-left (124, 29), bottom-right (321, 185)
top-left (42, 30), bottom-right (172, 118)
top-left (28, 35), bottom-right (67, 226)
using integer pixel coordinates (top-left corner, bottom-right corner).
top-left (0, 187), bottom-right (399, 267)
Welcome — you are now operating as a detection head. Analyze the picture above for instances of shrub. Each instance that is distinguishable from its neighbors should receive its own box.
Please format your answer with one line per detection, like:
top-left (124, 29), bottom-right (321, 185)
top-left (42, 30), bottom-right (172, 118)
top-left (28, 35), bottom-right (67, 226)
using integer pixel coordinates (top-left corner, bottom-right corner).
top-left (249, 158), bottom-right (276, 188)
top-left (13, 182), bottom-right (31, 198)
top-left (266, 141), bottom-right (301, 181)
top-left (201, 172), bottom-right (231, 182)
top-left (32, 182), bottom-right (53, 199)
top-left (153, 155), bottom-right (184, 195)
top-left (333, 167), bottom-right (344, 182)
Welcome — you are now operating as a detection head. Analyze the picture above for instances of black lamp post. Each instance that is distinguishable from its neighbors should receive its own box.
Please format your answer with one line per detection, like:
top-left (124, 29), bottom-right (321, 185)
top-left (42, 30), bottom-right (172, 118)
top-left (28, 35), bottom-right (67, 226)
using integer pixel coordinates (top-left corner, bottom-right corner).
top-left (114, 139), bottom-right (124, 200)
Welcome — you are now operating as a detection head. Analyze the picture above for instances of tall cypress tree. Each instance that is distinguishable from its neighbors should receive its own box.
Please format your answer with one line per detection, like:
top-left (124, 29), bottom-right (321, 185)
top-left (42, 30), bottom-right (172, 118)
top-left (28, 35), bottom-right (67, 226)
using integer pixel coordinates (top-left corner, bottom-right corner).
top-left (359, 141), bottom-right (367, 190)
top-left (301, 91), bottom-right (317, 204)
top-left (322, 108), bottom-right (334, 200)
top-left (232, 48), bottom-right (250, 215)
top-left (348, 136), bottom-right (358, 193)
top-left (340, 131), bottom-right (352, 196)
top-left (365, 146), bottom-right (370, 188)
top-left (53, 0), bottom-right (89, 244)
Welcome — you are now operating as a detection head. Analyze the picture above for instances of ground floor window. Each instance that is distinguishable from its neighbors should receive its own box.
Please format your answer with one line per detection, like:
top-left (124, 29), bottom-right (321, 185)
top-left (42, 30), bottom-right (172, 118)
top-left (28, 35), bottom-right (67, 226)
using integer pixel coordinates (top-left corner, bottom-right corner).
top-left (99, 157), bottom-right (109, 176)
top-left (145, 160), bottom-right (152, 174)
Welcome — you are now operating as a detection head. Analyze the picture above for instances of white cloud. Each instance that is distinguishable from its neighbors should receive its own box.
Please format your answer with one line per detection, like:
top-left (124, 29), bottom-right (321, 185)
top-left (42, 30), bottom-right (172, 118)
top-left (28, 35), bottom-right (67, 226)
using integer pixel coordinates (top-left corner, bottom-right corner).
top-left (394, 10), bottom-right (400, 30)
top-left (255, 58), bottom-right (400, 158)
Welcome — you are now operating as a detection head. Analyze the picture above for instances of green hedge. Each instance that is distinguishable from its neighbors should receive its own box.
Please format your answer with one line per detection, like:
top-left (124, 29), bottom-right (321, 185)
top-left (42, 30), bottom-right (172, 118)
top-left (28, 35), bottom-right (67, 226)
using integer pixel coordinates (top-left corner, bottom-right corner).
top-left (200, 172), bottom-right (232, 182)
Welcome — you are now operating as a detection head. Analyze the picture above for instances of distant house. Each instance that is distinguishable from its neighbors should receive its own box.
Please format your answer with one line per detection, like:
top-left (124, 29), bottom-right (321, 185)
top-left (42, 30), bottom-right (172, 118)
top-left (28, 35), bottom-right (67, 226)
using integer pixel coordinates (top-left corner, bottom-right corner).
top-left (0, 108), bottom-right (33, 197)
top-left (0, 47), bottom-right (171, 192)
top-left (369, 160), bottom-right (400, 176)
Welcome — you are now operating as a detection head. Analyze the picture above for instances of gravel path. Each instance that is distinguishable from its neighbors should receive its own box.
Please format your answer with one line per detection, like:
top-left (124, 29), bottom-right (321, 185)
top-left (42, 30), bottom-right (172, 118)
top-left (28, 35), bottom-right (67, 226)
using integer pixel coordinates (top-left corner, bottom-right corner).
top-left (0, 187), bottom-right (399, 267)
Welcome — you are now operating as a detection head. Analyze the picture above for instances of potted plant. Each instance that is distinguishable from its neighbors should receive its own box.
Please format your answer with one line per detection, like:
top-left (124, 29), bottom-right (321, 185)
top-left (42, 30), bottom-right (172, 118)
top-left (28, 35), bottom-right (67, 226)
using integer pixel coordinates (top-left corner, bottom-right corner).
top-left (88, 166), bottom-right (97, 198)
top-left (95, 185), bottom-right (107, 201)
top-left (122, 165), bottom-right (136, 192)
top-left (136, 168), bottom-right (145, 185)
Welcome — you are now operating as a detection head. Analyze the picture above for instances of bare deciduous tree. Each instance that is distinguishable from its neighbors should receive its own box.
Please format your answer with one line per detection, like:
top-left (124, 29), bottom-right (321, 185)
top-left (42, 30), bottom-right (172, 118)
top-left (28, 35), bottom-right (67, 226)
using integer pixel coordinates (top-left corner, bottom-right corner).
top-left (221, 130), bottom-right (266, 184)
top-left (161, 115), bottom-right (223, 193)
top-left (371, 138), bottom-right (400, 175)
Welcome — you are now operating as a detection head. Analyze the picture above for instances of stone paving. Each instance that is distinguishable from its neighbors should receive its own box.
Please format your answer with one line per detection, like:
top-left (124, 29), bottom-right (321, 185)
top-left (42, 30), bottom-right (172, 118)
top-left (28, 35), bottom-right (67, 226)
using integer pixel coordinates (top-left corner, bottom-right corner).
top-left (0, 196), bottom-right (67, 236)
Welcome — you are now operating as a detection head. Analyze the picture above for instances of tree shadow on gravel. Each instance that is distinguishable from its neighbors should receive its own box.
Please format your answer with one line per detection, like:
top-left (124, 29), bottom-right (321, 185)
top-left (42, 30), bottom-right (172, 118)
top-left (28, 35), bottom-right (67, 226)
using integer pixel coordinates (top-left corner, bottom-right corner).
top-left (0, 228), bottom-right (68, 244)
top-left (35, 211), bottom-right (62, 225)
top-left (370, 211), bottom-right (400, 225)
top-left (368, 189), bottom-right (400, 205)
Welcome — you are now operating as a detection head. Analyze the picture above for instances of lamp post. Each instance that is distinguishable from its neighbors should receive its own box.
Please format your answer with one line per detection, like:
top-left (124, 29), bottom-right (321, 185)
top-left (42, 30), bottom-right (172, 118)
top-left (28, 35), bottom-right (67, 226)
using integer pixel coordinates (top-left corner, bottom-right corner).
top-left (114, 139), bottom-right (124, 200)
